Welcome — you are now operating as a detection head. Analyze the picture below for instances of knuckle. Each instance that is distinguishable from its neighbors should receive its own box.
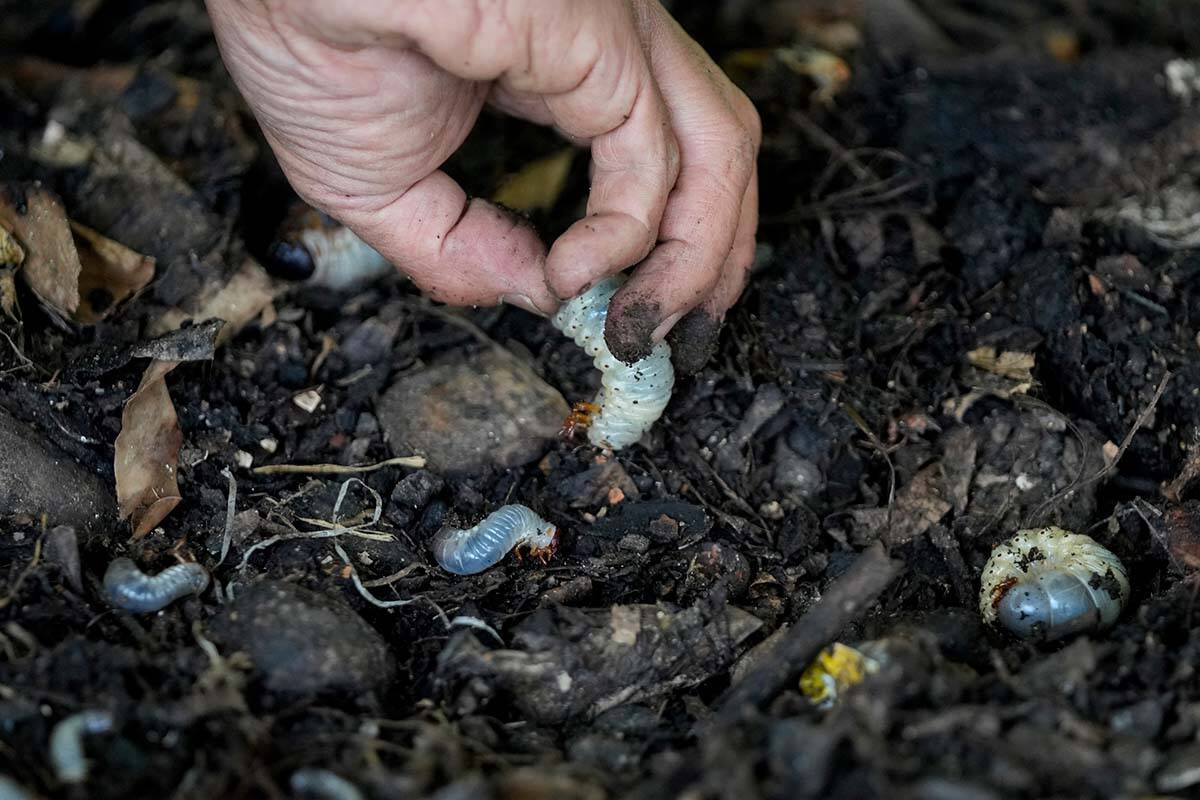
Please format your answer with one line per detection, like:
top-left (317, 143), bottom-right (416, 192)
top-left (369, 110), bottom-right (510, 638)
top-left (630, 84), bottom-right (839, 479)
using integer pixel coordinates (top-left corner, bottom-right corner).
top-left (727, 125), bottom-right (757, 176)
top-left (664, 134), bottom-right (682, 181)
top-left (739, 96), bottom-right (763, 147)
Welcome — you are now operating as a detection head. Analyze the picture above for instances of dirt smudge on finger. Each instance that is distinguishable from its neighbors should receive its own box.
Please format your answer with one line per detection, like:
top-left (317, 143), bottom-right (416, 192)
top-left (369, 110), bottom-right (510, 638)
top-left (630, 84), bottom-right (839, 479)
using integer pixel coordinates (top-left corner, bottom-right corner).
top-left (604, 293), bottom-right (661, 365)
top-left (667, 309), bottom-right (722, 375)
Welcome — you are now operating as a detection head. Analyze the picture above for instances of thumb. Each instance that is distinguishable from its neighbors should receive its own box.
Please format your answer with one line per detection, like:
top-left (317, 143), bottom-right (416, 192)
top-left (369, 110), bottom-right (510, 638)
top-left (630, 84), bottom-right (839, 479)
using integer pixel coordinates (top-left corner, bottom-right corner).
top-left (335, 170), bottom-right (558, 315)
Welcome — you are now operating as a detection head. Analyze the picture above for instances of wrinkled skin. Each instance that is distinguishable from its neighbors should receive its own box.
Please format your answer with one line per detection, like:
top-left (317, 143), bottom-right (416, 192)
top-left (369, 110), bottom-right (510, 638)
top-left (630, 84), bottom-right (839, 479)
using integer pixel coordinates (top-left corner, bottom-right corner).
top-left (206, 0), bottom-right (760, 366)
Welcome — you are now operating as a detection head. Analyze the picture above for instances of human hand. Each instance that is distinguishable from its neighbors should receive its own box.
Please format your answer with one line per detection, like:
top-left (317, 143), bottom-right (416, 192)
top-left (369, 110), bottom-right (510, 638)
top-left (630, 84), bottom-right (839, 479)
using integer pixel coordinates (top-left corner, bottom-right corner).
top-left (206, 0), bottom-right (760, 370)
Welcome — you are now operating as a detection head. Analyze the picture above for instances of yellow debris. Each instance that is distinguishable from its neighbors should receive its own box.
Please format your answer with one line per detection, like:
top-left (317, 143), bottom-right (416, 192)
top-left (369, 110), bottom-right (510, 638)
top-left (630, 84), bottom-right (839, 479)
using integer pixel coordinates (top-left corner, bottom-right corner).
top-left (799, 642), bottom-right (880, 708)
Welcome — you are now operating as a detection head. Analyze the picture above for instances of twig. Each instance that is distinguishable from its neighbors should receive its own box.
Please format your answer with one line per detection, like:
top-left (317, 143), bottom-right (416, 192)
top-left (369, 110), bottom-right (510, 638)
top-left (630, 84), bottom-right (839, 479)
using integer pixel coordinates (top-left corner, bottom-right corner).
top-left (1030, 371), bottom-right (1171, 523)
top-left (215, 468), bottom-right (237, 567)
top-left (397, 297), bottom-right (501, 349)
top-left (840, 400), bottom-right (897, 509)
top-left (236, 478), bottom-right (386, 569)
top-left (331, 540), bottom-right (449, 627)
top-left (361, 564), bottom-right (424, 588)
top-left (252, 455), bottom-right (426, 476)
top-left (715, 541), bottom-right (903, 723)
top-left (0, 536), bottom-right (42, 609)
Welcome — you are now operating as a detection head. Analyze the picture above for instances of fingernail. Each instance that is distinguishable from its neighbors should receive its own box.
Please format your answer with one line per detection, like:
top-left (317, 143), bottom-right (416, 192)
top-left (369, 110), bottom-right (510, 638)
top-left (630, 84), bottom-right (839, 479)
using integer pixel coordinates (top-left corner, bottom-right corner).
top-left (651, 311), bottom-right (685, 342)
top-left (501, 294), bottom-right (545, 316)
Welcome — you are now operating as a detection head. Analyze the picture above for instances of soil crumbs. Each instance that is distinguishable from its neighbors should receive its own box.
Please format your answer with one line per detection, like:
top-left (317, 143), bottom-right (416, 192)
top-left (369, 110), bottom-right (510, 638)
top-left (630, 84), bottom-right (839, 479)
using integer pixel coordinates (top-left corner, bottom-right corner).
top-left (4, 2), bottom-right (1200, 799)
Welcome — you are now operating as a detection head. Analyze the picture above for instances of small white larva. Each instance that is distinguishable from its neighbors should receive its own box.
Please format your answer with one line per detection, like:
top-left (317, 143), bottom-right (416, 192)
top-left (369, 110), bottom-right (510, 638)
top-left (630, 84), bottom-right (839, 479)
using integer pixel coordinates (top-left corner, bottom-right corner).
top-left (103, 558), bottom-right (210, 613)
top-left (290, 769), bottom-right (365, 800)
top-left (552, 275), bottom-right (675, 449)
top-left (295, 226), bottom-right (392, 290)
top-left (431, 504), bottom-right (557, 575)
top-left (979, 527), bottom-right (1129, 642)
top-left (49, 710), bottom-right (113, 784)
top-left (268, 205), bottom-right (393, 290)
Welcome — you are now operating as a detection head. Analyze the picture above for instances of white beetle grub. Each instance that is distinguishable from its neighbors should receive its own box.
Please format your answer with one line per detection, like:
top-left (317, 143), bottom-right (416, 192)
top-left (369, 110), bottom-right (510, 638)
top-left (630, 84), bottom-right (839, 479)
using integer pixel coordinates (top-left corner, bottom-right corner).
top-left (266, 203), bottom-right (393, 290)
top-left (431, 504), bottom-right (557, 576)
top-left (979, 526), bottom-right (1129, 642)
top-left (49, 710), bottom-right (113, 785)
top-left (103, 558), bottom-right (210, 613)
top-left (552, 274), bottom-right (674, 450)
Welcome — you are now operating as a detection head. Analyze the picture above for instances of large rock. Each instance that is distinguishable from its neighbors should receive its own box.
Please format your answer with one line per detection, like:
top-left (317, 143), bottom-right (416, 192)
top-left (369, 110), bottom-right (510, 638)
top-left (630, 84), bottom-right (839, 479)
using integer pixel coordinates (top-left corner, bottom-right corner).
top-left (211, 580), bottom-right (394, 695)
top-left (378, 349), bottom-right (568, 476)
top-left (0, 409), bottom-right (113, 530)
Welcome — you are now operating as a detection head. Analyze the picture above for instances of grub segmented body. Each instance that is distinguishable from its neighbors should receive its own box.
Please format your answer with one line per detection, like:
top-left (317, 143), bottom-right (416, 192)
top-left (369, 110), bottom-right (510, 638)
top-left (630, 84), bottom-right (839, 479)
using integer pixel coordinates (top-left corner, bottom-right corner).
top-left (267, 203), bottom-right (392, 290)
top-left (290, 769), bottom-right (365, 800)
top-left (552, 275), bottom-right (674, 449)
top-left (431, 504), bottom-right (556, 575)
top-left (295, 226), bottom-right (392, 290)
top-left (49, 710), bottom-right (113, 784)
top-left (979, 527), bottom-right (1129, 641)
top-left (103, 558), bottom-right (210, 613)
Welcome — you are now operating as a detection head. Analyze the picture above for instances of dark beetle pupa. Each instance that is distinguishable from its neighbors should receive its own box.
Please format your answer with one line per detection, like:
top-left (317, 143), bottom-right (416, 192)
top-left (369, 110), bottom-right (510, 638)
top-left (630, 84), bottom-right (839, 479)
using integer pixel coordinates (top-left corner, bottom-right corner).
top-left (551, 275), bottom-right (675, 449)
top-left (979, 527), bottom-right (1129, 641)
top-left (103, 558), bottom-right (210, 613)
top-left (431, 505), bottom-right (556, 575)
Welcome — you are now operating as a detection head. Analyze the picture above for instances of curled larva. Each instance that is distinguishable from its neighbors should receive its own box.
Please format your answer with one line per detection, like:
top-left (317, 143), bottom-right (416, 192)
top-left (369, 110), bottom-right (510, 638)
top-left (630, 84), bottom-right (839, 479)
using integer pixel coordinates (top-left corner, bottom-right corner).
top-left (0, 775), bottom-right (35, 800)
top-left (552, 275), bottom-right (674, 449)
top-left (49, 710), bottom-right (113, 784)
top-left (290, 768), bottom-right (365, 800)
top-left (431, 504), bottom-right (557, 575)
top-left (267, 204), bottom-right (392, 290)
top-left (103, 558), bottom-right (210, 613)
top-left (979, 527), bottom-right (1129, 641)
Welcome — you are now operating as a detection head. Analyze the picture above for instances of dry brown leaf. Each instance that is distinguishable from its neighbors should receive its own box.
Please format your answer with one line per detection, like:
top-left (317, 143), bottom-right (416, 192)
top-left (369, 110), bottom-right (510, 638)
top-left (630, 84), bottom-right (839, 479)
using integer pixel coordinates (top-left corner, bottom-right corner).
top-left (493, 148), bottom-right (575, 213)
top-left (0, 221), bottom-right (25, 266)
top-left (847, 464), bottom-right (952, 546)
top-left (0, 268), bottom-right (18, 321)
top-left (949, 346), bottom-right (1038, 419)
top-left (966, 346), bottom-right (1036, 381)
top-left (149, 257), bottom-right (280, 343)
top-left (0, 185), bottom-right (154, 325)
top-left (70, 221), bottom-right (155, 324)
top-left (0, 183), bottom-right (82, 322)
top-left (115, 359), bottom-right (183, 537)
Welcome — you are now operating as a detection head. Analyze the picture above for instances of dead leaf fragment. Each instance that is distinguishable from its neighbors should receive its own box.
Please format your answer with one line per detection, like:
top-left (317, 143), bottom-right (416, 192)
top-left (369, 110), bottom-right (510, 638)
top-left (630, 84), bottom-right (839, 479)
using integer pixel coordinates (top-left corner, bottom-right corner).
top-left (966, 346), bottom-right (1036, 381)
top-left (847, 463), bottom-right (952, 546)
top-left (149, 257), bottom-right (280, 343)
top-left (0, 184), bottom-right (155, 324)
top-left (70, 221), bottom-right (155, 324)
top-left (0, 222), bottom-right (25, 266)
top-left (950, 346), bottom-right (1038, 419)
top-left (0, 183), bottom-right (81, 322)
top-left (115, 359), bottom-right (183, 537)
top-left (492, 148), bottom-right (575, 213)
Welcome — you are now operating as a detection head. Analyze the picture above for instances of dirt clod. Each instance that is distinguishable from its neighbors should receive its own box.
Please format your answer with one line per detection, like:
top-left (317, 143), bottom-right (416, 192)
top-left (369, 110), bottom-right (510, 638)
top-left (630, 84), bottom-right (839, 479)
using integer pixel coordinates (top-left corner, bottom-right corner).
top-left (211, 580), bottom-right (394, 696)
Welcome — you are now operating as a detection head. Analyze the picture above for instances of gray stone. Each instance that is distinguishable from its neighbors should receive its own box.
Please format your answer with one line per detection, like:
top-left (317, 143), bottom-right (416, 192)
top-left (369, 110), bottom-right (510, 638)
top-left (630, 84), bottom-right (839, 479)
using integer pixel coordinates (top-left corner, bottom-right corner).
top-left (0, 409), bottom-right (113, 531)
top-left (211, 580), bottom-right (393, 695)
top-left (377, 349), bottom-right (568, 476)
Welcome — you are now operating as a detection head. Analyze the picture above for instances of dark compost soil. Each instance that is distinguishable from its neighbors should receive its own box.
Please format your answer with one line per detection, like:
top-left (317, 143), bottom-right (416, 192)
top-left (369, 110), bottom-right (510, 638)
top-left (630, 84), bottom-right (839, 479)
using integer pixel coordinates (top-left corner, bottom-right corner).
top-left (3, 2), bottom-right (1200, 799)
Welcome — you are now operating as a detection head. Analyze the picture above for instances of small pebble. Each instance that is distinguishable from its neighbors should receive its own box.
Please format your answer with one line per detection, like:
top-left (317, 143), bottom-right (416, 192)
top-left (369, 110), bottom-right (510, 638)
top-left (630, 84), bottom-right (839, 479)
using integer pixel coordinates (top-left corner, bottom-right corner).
top-left (773, 446), bottom-right (824, 498)
top-left (390, 470), bottom-right (445, 510)
top-left (210, 580), bottom-right (393, 695)
top-left (293, 388), bottom-right (322, 413)
top-left (377, 350), bottom-right (567, 476)
top-left (617, 534), bottom-right (650, 554)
